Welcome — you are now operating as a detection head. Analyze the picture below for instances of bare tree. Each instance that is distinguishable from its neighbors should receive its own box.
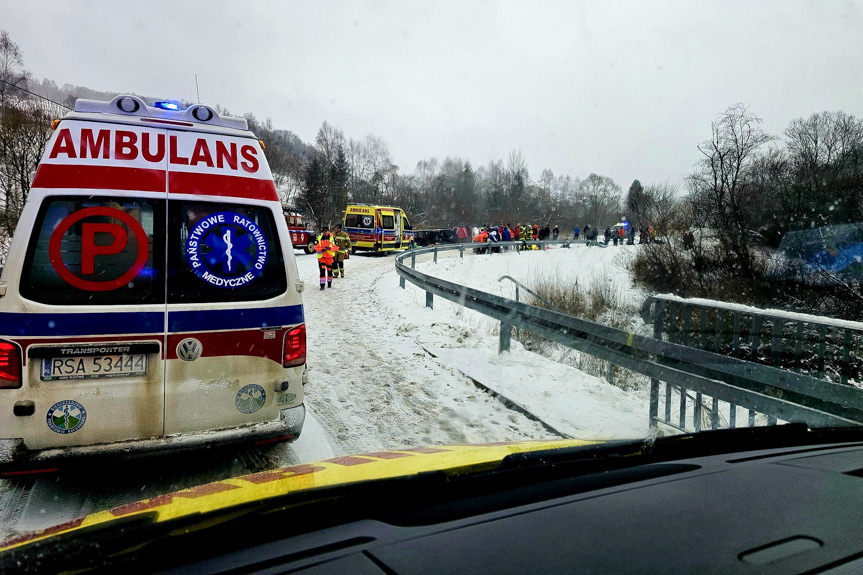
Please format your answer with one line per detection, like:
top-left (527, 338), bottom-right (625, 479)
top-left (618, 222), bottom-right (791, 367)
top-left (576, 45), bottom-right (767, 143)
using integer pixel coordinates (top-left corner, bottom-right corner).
top-left (0, 99), bottom-right (60, 240)
top-left (0, 31), bottom-right (28, 107)
top-left (687, 103), bottom-right (773, 275)
top-left (579, 173), bottom-right (621, 228)
top-left (784, 111), bottom-right (863, 227)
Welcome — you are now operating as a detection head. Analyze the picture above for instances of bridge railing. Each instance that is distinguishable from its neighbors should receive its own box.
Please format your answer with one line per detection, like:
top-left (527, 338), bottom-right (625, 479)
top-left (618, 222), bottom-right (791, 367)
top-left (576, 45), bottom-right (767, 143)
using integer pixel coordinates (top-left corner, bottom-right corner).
top-left (640, 294), bottom-right (863, 432)
top-left (394, 244), bottom-right (863, 434)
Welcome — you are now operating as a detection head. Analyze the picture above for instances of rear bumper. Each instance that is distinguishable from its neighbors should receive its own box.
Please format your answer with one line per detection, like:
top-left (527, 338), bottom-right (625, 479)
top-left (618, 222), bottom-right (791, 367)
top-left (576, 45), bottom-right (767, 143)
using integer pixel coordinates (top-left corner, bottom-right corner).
top-left (0, 404), bottom-right (305, 472)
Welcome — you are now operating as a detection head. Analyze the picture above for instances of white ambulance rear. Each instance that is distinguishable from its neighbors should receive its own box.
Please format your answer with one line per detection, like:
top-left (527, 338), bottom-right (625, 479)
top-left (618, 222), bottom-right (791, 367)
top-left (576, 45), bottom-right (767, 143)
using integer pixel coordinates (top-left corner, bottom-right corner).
top-left (0, 96), bottom-right (306, 471)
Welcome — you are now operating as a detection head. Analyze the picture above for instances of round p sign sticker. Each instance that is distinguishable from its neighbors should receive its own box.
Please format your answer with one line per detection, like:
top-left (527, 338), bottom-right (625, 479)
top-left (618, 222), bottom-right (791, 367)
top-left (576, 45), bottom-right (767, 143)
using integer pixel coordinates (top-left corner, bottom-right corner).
top-left (48, 207), bottom-right (149, 292)
top-left (185, 212), bottom-right (268, 289)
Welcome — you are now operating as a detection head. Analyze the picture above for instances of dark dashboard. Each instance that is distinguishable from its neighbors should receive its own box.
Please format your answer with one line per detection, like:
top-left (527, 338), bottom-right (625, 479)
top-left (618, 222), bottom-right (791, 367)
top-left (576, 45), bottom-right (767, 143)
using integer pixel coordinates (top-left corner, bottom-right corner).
top-left (153, 438), bottom-right (863, 575)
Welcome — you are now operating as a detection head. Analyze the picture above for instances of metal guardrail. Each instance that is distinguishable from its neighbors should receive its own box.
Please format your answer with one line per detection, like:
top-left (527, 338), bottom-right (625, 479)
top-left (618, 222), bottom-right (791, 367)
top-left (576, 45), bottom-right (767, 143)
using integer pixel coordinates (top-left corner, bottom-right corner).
top-left (641, 294), bottom-right (863, 433)
top-left (394, 244), bottom-right (863, 433)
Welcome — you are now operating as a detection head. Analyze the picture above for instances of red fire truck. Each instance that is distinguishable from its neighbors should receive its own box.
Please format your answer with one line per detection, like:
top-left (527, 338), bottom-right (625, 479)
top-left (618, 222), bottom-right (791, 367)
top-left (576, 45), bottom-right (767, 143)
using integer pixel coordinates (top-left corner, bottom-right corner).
top-left (283, 207), bottom-right (316, 254)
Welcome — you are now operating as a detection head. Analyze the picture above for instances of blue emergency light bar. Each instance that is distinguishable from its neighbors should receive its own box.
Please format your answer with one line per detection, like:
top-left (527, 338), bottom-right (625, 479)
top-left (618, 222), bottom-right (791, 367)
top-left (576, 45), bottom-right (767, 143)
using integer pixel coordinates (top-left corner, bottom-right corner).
top-left (74, 95), bottom-right (249, 131)
top-left (154, 101), bottom-right (182, 111)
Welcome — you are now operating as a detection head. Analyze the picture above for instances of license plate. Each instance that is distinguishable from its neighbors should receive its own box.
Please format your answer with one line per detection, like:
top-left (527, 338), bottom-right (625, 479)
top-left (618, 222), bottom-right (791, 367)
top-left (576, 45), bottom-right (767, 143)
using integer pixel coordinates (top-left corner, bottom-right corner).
top-left (41, 354), bottom-right (148, 381)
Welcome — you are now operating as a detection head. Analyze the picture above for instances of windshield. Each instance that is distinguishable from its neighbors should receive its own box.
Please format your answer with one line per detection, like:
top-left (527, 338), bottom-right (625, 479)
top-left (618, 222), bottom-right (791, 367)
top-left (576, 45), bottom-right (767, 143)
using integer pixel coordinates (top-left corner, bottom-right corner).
top-left (1, 0), bottom-right (862, 556)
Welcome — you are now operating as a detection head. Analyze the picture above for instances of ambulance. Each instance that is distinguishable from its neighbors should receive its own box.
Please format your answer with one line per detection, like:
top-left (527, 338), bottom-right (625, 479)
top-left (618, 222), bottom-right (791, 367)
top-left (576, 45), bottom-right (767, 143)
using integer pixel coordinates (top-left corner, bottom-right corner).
top-left (343, 203), bottom-right (414, 254)
top-left (0, 96), bottom-right (306, 471)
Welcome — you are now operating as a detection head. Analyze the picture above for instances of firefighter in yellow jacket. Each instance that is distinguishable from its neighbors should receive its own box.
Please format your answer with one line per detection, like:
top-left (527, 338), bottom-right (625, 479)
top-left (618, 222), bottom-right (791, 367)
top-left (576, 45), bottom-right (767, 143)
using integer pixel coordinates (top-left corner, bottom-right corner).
top-left (332, 224), bottom-right (351, 278)
top-left (315, 226), bottom-right (338, 290)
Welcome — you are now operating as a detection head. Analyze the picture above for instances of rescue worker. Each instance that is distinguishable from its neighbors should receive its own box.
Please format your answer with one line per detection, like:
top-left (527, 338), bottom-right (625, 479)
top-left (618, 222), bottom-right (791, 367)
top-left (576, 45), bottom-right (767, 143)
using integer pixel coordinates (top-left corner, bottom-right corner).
top-left (332, 223), bottom-right (351, 278)
top-left (520, 223), bottom-right (531, 251)
top-left (314, 226), bottom-right (338, 289)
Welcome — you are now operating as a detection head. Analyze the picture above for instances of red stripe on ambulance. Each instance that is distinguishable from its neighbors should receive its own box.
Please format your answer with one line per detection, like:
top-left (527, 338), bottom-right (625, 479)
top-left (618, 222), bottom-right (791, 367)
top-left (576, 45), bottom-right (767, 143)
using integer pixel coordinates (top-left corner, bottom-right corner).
top-left (168, 171), bottom-right (278, 202)
top-left (166, 328), bottom-right (287, 362)
top-left (32, 164), bottom-right (166, 192)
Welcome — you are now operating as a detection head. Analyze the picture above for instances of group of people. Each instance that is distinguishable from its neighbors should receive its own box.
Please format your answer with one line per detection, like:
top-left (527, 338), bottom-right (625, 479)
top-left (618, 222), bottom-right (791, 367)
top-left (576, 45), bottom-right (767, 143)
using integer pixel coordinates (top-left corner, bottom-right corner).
top-left (314, 224), bottom-right (351, 290)
top-left (571, 222), bottom-right (659, 246)
top-left (455, 223), bottom-right (561, 249)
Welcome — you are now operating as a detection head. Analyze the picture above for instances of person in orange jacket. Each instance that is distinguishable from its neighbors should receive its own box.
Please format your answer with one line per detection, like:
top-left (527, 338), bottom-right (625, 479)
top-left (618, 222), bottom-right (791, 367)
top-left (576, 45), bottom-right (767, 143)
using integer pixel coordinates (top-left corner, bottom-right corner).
top-left (473, 229), bottom-right (489, 254)
top-left (315, 226), bottom-right (338, 290)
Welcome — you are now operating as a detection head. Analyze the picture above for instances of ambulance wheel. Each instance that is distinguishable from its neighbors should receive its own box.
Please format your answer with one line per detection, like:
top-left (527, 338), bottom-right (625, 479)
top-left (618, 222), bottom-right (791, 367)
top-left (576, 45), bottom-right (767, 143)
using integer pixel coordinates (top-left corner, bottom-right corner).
top-left (305, 240), bottom-right (315, 254)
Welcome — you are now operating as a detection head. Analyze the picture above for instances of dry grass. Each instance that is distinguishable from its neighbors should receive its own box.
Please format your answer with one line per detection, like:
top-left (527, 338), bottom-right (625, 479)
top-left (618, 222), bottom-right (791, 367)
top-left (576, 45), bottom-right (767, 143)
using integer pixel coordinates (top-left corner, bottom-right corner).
top-left (517, 273), bottom-right (648, 392)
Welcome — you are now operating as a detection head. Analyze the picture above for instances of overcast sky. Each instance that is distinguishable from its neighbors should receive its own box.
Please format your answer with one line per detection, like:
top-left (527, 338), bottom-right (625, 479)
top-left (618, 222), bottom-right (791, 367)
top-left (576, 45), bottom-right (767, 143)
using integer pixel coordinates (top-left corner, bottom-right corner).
top-left (3, 0), bottom-right (862, 189)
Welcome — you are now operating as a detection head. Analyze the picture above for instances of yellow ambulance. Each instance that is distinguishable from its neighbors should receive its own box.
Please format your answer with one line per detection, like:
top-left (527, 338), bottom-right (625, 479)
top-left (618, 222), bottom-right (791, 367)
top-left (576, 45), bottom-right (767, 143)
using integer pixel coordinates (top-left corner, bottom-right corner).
top-left (343, 204), bottom-right (414, 254)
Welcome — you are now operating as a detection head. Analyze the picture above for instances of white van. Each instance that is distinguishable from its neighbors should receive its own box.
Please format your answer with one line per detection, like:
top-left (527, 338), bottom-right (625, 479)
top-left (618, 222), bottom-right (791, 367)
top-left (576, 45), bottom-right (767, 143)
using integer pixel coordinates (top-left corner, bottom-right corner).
top-left (0, 96), bottom-right (306, 472)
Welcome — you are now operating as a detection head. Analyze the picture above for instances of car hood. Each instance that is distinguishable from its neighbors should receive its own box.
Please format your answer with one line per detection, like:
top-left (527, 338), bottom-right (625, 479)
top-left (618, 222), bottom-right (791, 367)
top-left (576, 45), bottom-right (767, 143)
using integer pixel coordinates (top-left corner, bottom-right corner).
top-left (0, 438), bottom-right (596, 552)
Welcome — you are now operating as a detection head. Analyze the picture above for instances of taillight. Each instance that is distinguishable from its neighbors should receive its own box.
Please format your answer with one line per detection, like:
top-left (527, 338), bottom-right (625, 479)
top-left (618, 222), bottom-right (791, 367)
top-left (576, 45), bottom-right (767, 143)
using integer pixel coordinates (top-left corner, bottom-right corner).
top-left (0, 342), bottom-right (22, 388)
top-left (283, 325), bottom-right (306, 368)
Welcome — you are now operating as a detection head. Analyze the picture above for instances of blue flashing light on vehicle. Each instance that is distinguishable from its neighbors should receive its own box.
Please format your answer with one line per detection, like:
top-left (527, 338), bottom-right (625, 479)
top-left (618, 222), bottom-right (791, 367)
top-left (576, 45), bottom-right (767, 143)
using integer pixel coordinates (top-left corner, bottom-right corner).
top-left (153, 101), bottom-right (182, 111)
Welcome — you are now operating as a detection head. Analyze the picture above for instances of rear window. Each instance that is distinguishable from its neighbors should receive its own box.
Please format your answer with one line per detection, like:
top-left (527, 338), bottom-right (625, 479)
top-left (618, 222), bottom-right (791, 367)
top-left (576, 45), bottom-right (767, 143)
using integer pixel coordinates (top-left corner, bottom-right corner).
top-left (21, 196), bottom-right (164, 305)
top-left (345, 213), bottom-right (374, 228)
top-left (169, 201), bottom-right (286, 303)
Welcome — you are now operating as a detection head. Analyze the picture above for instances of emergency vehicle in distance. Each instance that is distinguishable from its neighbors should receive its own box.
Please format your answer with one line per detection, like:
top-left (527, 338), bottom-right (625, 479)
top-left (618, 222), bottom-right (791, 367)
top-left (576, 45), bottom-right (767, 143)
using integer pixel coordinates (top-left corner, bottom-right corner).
top-left (343, 203), bottom-right (414, 254)
top-left (0, 95), bottom-right (307, 472)
top-left (283, 206), bottom-right (317, 254)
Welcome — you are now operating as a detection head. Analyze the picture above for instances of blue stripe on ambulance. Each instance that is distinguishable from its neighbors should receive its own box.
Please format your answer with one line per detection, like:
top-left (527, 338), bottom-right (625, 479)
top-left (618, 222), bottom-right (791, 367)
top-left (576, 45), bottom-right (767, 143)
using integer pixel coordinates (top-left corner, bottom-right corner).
top-left (169, 305), bottom-right (304, 332)
top-left (0, 305), bottom-right (304, 337)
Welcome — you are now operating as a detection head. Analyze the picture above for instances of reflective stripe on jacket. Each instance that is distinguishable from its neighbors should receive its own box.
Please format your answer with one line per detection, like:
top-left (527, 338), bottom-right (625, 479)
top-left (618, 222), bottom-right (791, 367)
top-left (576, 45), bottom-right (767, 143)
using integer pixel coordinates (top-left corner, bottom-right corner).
top-left (315, 235), bottom-right (338, 263)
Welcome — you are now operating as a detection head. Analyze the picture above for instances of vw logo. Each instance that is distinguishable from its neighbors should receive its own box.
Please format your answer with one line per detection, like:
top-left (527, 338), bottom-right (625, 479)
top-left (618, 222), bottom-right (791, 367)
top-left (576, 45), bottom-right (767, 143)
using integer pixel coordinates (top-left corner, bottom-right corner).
top-left (177, 338), bottom-right (203, 361)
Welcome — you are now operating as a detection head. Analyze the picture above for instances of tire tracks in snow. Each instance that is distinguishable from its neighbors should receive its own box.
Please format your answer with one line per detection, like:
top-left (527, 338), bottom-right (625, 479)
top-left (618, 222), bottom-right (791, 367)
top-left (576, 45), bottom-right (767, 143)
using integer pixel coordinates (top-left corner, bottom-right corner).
top-left (300, 253), bottom-right (556, 456)
top-left (417, 344), bottom-right (569, 439)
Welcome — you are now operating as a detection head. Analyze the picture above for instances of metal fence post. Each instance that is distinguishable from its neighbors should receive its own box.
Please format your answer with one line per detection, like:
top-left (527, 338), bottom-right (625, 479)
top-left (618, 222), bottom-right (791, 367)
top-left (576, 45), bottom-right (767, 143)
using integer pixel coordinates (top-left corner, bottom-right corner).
top-left (499, 322), bottom-right (512, 353)
top-left (664, 384), bottom-right (672, 423)
top-left (411, 252), bottom-right (416, 269)
top-left (842, 328), bottom-right (851, 385)
top-left (650, 301), bottom-right (663, 428)
top-left (607, 361), bottom-right (614, 386)
top-left (433, 247), bottom-right (438, 264)
top-left (649, 379), bottom-right (659, 430)
top-left (711, 397), bottom-right (719, 430)
top-left (694, 392), bottom-right (703, 432)
top-left (515, 287), bottom-right (521, 341)
top-left (399, 276), bottom-right (405, 289)
top-left (425, 291), bottom-right (433, 309)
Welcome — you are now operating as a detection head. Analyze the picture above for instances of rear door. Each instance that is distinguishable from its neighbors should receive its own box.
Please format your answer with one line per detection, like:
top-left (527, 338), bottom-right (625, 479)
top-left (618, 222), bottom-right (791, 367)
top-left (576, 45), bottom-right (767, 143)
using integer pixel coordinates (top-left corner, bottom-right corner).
top-left (394, 210), bottom-right (402, 248)
top-left (7, 121), bottom-right (168, 450)
top-left (163, 131), bottom-right (290, 435)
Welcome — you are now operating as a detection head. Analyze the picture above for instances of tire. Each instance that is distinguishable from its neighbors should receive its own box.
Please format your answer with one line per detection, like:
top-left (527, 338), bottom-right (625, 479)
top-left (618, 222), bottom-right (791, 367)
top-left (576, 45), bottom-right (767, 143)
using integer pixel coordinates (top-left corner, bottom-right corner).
top-left (305, 240), bottom-right (315, 254)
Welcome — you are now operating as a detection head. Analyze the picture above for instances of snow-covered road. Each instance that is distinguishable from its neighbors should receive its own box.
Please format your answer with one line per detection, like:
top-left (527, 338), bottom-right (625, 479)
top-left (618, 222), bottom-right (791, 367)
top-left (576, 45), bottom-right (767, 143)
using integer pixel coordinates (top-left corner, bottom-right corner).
top-left (297, 242), bottom-right (650, 455)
